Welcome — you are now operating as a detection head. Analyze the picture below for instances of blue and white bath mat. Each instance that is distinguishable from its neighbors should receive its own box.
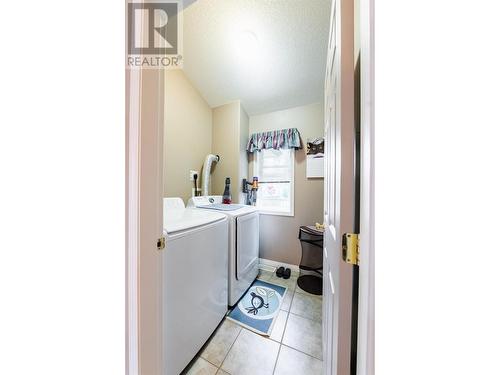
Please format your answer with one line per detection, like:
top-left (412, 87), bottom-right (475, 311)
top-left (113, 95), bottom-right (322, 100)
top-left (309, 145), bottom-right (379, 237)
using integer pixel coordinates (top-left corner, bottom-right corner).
top-left (227, 279), bottom-right (287, 336)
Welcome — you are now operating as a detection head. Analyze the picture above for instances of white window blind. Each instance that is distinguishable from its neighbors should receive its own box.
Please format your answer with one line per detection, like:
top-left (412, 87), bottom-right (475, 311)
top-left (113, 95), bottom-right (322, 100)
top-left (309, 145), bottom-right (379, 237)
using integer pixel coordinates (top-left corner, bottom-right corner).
top-left (254, 149), bottom-right (294, 216)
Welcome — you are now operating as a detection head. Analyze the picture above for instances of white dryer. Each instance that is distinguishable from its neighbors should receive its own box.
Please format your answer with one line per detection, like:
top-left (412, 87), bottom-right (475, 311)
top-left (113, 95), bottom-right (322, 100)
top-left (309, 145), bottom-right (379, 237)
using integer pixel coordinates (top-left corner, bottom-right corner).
top-left (163, 198), bottom-right (228, 375)
top-left (187, 196), bottom-right (260, 306)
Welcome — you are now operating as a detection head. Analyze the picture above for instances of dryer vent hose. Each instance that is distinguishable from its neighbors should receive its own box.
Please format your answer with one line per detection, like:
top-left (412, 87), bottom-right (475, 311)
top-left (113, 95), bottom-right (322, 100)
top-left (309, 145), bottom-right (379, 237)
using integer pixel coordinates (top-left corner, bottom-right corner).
top-left (202, 154), bottom-right (220, 196)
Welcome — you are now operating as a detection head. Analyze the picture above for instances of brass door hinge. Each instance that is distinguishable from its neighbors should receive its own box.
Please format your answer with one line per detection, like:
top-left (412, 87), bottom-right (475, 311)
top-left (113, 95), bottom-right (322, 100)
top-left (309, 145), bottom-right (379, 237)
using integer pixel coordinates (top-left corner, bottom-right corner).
top-left (342, 233), bottom-right (359, 265)
top-left (157, 236), bottom-right (166, 250)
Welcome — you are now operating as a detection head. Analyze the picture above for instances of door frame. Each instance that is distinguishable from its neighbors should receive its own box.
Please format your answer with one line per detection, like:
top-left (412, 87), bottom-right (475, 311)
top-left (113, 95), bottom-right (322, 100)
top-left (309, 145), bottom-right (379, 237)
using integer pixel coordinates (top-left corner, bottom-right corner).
top-left (126, 3), bottom-right (166, 375)
top-left (126, 66), bottom-right (165, 375)
top-left (323, 0), bottom-right (374, 372)
top-left (125, 1), bottom-right (375, 374)
top-left (126, 3), bottom-right (166, 367)
top-left (356, 0), bottom-right (375, 372)
top-left (126, 65), bottom-right (140, 375)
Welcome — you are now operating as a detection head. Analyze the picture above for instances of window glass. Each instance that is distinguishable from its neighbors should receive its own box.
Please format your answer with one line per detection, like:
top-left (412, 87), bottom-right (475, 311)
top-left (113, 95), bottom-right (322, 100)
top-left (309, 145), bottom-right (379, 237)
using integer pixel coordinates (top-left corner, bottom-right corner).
top-left (254, 149), bottom-right (294, 216)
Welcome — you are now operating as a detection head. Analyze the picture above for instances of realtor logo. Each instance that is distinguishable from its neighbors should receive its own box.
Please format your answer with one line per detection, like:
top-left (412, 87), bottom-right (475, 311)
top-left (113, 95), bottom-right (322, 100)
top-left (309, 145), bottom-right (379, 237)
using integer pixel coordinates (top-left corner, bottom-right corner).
top-left (127, 0), bottom-right (183, 68)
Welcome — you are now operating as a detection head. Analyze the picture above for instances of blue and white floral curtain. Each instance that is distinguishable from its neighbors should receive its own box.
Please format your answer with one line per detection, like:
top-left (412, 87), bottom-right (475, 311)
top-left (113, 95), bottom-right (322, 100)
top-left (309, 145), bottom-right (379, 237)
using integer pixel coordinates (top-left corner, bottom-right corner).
top-left (246, 128), bottom-right (302, 153)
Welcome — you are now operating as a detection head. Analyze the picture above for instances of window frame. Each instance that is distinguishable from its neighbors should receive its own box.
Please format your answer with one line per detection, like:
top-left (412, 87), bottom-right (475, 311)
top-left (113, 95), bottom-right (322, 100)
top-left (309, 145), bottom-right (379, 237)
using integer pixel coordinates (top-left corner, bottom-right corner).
top-left (253, 148), bottom-right (295, 217)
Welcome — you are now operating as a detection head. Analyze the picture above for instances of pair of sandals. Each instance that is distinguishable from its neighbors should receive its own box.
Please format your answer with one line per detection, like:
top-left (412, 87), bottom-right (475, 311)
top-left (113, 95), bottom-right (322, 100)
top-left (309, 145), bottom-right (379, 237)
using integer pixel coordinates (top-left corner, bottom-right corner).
top-left (276, 266), bottom-right (291, 280)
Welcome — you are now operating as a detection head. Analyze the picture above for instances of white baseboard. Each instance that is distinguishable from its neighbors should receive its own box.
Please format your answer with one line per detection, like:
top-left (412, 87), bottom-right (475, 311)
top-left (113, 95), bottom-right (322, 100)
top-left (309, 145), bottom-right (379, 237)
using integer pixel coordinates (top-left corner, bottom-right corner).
top-left (258, 258), bottom-right (300, 274)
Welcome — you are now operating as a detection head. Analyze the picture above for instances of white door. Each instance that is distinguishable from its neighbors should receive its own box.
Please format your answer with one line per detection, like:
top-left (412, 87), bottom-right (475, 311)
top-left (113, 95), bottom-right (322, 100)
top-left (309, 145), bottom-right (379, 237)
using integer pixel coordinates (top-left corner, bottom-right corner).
top-left (323, 0), bottom-right (356, 374)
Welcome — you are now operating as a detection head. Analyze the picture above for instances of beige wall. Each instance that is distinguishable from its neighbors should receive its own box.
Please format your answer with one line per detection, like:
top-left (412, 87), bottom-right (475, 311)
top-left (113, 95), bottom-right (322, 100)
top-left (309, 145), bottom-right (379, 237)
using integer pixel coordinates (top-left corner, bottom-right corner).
top-left (163, 70), bottom-right (213, 203)
top-left (212, 101), bottom-right (249, 202)
top-left (249, 102), bottom-right (324, 265)
top-left (164, 73), bottom-right (322, 265)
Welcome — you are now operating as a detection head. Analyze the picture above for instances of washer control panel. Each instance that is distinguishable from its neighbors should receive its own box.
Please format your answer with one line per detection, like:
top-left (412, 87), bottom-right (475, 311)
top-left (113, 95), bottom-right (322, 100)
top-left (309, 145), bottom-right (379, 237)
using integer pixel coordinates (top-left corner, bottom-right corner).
top-left (188, 195), bottom-right (222, 207)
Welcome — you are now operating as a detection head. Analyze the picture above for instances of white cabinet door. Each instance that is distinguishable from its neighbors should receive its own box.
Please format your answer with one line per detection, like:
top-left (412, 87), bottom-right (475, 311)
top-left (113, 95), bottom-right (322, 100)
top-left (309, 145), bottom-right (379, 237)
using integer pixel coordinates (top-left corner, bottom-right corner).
top-left (323, 0), bottom-right (356, 373)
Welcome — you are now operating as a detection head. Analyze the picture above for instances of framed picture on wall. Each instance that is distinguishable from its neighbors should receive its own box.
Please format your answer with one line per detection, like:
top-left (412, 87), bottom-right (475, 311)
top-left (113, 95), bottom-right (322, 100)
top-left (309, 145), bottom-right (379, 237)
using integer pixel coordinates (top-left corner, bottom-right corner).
top-left (306, 137), bottom-right (324, 178)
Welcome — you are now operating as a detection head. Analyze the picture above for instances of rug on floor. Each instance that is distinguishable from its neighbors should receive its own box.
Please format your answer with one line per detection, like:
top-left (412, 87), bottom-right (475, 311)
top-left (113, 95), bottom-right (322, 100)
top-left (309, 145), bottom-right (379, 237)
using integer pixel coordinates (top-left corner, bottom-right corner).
top-left (227, 279), bottom-right (287, 336)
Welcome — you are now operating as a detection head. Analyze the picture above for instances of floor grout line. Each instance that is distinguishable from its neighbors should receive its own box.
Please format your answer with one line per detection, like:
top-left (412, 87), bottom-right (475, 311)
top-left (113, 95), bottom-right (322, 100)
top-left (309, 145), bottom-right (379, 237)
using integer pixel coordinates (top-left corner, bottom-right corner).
top-left (282, 290), bottom-right (296, 338)
top-left (287, 310), bottom-right (322, 324)
top-left (272, 289), bottom-right (317, 374)
top-left (280, 342), bottom-right (324, 362)
top-left (277, 304), bottom-right (291, 344)
top-left (216, 324), bottom-right (243, 373)
top-left (271, 343), bottom-right (282, 375)
top-left (280, 289), bottom-right (324, 362)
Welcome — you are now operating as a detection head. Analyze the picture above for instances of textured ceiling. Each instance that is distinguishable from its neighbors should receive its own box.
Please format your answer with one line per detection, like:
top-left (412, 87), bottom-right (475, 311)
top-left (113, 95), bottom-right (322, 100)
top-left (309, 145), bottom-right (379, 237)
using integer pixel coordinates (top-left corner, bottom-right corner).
top-left (181, 0), bottom-right (332, 115)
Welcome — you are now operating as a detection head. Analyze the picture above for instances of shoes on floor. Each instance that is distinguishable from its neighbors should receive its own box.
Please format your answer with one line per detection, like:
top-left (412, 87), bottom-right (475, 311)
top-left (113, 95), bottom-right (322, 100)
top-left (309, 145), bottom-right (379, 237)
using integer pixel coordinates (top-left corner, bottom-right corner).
top-left (276, 267), bottom-right (292, 279)
top-left (276, 266), bottom-right (285, 278)
top-left (283, 268), bottom-right (291, 279)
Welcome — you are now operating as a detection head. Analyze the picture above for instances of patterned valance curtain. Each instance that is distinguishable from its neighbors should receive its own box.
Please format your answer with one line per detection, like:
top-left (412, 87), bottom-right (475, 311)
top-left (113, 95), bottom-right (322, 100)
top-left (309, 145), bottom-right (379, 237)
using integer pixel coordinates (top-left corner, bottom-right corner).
top-left (246, 128), bottom-right (302, 153)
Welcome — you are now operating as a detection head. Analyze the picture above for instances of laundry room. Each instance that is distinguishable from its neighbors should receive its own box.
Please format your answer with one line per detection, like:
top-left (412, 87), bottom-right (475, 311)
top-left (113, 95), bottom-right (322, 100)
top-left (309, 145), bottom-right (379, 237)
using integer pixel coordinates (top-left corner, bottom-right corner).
top-left (161, 1), bottom-right (331, 374)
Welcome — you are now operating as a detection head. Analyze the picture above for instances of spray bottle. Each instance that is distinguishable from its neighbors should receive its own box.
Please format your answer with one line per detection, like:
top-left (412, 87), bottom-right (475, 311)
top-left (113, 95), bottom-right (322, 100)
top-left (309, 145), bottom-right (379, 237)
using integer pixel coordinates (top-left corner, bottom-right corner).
top-left (222, 177), bottom-right (232, 204)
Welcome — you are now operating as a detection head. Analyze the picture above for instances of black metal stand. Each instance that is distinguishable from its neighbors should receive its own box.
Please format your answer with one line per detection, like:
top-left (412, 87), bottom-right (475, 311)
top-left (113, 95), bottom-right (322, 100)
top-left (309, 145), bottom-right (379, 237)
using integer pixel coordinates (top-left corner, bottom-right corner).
top-left (297, 226), bottom-right (324, 295)
top-left (297, 275), bottom-right (323, 295)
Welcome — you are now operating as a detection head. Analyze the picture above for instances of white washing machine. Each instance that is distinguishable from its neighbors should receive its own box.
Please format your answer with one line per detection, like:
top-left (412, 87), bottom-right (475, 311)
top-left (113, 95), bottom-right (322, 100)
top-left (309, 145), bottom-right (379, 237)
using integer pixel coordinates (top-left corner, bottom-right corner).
top-left (163, 198), bottom-right (228, 375)
top-left (187, 196), bottom-right (259, 306)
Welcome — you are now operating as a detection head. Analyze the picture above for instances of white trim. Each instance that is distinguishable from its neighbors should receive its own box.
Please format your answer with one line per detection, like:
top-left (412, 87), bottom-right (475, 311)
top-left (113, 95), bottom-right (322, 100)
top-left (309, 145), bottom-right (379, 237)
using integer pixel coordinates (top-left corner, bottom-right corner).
top-left (126, 68), bottom-right (141, 375)
top-left (125, 8), bottom-right (144, 372)
top-left (357, 0), bottom-right (375, 371)
top-left (258, 257), bottom-right (300, 274)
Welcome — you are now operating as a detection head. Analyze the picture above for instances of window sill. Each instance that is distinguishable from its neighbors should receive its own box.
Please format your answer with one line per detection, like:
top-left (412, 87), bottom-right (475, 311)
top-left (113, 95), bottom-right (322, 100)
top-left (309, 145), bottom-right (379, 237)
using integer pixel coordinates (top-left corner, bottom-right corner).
top-left (257, 210), bottom-right (294, 217)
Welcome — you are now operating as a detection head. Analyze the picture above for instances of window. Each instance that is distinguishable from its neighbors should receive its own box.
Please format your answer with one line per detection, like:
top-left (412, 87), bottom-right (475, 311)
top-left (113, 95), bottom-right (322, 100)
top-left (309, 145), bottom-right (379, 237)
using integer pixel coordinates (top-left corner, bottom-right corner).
top-left (254, 148), bottom-right (294, 216)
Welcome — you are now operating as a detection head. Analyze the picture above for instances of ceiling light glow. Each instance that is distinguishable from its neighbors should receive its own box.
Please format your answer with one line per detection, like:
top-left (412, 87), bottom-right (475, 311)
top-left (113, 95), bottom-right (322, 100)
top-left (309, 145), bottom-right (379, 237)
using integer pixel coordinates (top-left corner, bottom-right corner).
top-left (234, 30), bottom-right (260, 66)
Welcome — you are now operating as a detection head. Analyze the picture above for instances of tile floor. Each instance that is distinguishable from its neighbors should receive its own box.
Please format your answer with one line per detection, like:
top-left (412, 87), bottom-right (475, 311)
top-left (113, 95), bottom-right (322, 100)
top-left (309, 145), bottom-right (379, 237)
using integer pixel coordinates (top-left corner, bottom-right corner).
top-left (183, 269), bottom-right (323, 375)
